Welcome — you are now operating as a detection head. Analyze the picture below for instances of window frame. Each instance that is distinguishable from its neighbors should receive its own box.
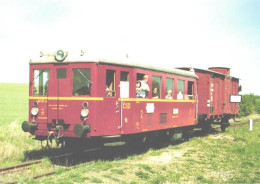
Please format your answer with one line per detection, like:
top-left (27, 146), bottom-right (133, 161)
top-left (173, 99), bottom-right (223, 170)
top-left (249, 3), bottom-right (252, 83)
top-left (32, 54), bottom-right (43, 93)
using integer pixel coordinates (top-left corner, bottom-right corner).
top-left (120, 71), bottom-right (130, 98)
top-left (56, 68), bottom-right (67, 79)
top-left (177, 79), bottom-right (184, 100)
top-left (106, 69), bottom-right (116, 97)
top-left (72, 68), bottom-right (92, 96)
top-left (136, 73), bottom-right (150, 98)
top-left (187, 81), bottom-right (194, 100)
top-left (165, 77), bottom-right (174, 99)
top-left (152, 75), bottom-right (161, 99)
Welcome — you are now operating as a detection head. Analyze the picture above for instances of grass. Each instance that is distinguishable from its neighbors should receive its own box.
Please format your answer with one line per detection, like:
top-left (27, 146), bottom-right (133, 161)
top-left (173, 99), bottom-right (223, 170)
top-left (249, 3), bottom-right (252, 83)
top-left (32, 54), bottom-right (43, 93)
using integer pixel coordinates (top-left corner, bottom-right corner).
top-left (0, 83), bottom-right (41, 167)
top-left (36, 118), bottom-right (260, 184)
top-left (0, 83), bottom-right (29, 125)
top-left (0, 83), bottom-right (260, 183)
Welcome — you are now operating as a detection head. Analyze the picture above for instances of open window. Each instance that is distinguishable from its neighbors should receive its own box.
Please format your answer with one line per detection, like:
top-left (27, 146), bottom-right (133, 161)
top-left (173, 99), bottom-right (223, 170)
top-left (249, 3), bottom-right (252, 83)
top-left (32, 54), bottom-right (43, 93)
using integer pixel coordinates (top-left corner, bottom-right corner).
top-left (177, 80), bottom-right (184, 100)
top-left (73, 68), bottom-right (91, 96)
top-left (152, 76), bottom-right (161, 99)
top-left (136, 73), bottom-right (149, 98)
top-left (187, 81), bottom-right (194, 100)
top-left (33, 69), bottom-right (49, 96)
top-left (120, 71), bottom-right (129, 98)
top-left (106, 70), bottom-right (116, 97)
top-left (165, 78), bottom-right (173, 99)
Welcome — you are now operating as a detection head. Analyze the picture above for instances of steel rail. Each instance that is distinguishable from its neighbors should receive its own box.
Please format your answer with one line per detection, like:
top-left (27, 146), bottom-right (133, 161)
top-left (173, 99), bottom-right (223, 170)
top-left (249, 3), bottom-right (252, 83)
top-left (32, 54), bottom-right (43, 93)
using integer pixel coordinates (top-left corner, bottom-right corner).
top-left (0, 147), bottom-right (102, 176)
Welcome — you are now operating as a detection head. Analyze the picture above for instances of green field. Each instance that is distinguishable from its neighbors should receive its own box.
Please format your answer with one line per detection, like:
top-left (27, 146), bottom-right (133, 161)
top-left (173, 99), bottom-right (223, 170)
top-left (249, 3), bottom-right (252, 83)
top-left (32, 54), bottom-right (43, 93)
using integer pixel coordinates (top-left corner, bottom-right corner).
top-left (0, 83), bottom-right (28, 125)
top-left (0, 83), bottom-right (39, 167)
top-left (0, 83), bottom-right (259, 183)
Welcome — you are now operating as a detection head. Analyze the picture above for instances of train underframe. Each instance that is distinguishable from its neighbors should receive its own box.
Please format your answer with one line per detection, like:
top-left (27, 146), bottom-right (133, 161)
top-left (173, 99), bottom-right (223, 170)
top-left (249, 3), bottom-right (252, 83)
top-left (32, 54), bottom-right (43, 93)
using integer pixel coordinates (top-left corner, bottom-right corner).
top-left (197, 113), bottom-right (238, 132)
top-left (28, 125), bottom-right (195, 149)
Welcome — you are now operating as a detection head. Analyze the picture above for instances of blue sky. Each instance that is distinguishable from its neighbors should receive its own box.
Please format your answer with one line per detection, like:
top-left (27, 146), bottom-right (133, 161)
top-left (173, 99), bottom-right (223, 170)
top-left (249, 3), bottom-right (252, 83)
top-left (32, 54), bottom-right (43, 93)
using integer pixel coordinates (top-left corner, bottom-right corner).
top-left (0, 0), bottom-right (259, 95)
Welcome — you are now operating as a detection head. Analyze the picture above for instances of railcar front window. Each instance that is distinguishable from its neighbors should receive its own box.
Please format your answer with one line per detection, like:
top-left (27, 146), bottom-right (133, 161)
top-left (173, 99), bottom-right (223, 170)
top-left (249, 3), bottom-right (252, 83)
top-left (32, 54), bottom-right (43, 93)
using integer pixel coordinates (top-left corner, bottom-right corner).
top-left (73, 69), bottom-right (91, 96)
top-left (57, 69), bottom-right (67, 79)
top-left (33, 69), bottom-right (49, 95)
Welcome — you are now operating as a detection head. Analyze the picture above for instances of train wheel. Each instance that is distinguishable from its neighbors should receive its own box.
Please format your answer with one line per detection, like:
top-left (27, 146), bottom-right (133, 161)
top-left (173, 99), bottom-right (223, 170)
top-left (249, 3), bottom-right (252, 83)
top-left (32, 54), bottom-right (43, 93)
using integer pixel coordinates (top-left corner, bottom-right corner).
top-left (183, 127), bottom-right (194, 141)
top-left (221, 124), bottom-right (226, 132)
top-left (125, 133), bottom-right (147, 149)
top-left (40, 140), bottom-right (48, 148)
top-left (201, 123), bottom-right (212, 134)
top-left (220, 117), bottom-right (230, 132)
top-left (169, 128), bottom-right (183, 144)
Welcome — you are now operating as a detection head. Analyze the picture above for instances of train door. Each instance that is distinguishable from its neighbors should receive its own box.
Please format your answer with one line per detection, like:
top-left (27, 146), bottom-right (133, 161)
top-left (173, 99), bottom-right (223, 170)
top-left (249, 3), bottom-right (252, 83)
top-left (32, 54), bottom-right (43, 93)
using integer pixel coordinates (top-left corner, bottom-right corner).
top-left (103, 68), bottom-right (121, 133)
top-left (47, 66), bottom-right (70, 126)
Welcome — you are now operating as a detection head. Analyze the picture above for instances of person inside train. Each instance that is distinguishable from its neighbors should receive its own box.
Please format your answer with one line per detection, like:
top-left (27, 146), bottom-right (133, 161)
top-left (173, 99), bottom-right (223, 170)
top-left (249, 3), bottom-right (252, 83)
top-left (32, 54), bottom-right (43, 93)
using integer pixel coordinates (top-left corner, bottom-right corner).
top-left (152, 87), bottom-right (159, 99)
top-left (165, 90), bottom-right (173, 99)
top-left (106, 84), bottom-right (113, 96)
top-left (139, 74), bottom-right (150, 98)
top-left (177, 90), bottom-right (183, 99)
top-left (136, 80), bottom-right (142, 98)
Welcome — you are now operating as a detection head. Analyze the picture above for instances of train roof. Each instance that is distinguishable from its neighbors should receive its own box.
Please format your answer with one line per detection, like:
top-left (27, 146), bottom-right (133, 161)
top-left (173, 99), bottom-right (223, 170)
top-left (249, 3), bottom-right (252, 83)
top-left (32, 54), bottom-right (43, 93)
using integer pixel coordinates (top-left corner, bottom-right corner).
top-left (178, 67), bottom-right (239, 80)
top-left (30, 50), bottom-right (198, 79)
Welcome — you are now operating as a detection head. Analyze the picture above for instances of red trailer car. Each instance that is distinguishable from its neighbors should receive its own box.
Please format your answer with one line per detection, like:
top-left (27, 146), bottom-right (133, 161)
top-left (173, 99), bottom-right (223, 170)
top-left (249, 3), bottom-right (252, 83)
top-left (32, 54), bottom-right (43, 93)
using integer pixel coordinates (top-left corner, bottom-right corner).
top-left (179, 67), bottom-right (240, 132)
top-left (22, 50), bottom-right (198, 147)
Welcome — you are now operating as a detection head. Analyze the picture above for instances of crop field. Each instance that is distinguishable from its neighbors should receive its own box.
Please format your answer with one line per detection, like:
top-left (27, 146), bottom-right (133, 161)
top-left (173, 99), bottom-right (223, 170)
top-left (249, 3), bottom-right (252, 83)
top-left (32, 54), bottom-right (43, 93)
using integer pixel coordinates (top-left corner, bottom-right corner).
top-left (0, 83), bottom-right (260, 183)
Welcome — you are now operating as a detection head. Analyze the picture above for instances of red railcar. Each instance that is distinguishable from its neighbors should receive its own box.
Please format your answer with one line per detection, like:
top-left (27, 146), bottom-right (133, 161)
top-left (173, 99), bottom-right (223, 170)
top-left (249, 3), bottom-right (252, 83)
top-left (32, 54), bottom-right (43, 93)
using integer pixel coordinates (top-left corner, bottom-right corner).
top-left (179, 67), bottom-right (240, 131)
top-left (22, 50), bottom-right (198, 146)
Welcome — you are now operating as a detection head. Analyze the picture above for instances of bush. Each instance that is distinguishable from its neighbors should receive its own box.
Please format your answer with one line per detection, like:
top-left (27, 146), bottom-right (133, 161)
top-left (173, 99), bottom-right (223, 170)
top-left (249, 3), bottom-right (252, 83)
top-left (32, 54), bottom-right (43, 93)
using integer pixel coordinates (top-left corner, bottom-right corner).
top-left (239, 94), bottom-right (260, 116)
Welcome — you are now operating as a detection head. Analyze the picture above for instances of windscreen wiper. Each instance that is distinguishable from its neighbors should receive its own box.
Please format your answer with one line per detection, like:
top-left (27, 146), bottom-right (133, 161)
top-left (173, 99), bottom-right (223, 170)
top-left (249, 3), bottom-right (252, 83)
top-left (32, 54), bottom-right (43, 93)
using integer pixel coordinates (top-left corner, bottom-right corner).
top-left (29, 69), bottom-right (45, 86)
top-left (77, 69), bottom-right (93, 87)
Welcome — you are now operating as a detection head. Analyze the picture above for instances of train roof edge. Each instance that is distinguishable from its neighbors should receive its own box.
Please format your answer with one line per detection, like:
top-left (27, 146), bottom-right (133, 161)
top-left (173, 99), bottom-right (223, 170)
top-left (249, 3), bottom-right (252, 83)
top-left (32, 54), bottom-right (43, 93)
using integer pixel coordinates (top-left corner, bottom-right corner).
top-left (178, 67), bottom-right (239, 80)
top-left (30, 50), bottom-right (198, 79)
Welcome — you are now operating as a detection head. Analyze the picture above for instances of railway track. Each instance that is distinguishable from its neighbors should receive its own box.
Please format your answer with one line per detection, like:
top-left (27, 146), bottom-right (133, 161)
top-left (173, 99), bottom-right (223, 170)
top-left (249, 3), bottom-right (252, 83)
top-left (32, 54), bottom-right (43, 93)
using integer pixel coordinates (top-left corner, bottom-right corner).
top-left (0, 147), bottom-right (102, 184)
top-left (0, 121), bottom-right (252, 183)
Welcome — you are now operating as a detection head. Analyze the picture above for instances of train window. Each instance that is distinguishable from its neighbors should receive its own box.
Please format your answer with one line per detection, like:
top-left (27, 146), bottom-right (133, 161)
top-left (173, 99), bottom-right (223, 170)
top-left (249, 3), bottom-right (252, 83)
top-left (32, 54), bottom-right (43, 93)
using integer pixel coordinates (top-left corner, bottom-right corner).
top-left (187, 81), bottom-right (194, 100)
top-left (120, 71), bottom-right (129, 81)
top-left (73, 69), bottom-right (91, 96)
top-left (152, 76), bottom-right (161, 99)
top-left (57, 69), bottom-right (67, 79)
top-left (177, 80), bottom-right (184, 99)
top-left (106, 70), bottom-right (116, 97)
top-left (165, 78), bottom-right (173, 99)
top-left (136, 73), bottom-right (149, 98)
top-left (120, 71), bottom-right (129, 98)
top-left (33, 69), bottom-right (49, 96)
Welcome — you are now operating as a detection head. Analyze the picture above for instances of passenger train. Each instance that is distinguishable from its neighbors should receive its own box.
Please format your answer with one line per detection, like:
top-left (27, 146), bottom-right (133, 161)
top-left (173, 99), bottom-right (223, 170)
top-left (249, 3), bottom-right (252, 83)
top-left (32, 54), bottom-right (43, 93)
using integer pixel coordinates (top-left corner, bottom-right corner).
top-left (22, 50), bottom-right (240, 147)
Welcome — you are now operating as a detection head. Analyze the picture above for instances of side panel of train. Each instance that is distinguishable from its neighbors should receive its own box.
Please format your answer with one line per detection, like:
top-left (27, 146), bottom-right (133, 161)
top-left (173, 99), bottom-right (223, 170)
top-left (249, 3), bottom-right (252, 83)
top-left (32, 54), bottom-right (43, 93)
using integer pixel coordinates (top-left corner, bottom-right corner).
top-left (179, 67), bottom-right (240, 122)
top-left (27, 62), bottom-right (197, 140)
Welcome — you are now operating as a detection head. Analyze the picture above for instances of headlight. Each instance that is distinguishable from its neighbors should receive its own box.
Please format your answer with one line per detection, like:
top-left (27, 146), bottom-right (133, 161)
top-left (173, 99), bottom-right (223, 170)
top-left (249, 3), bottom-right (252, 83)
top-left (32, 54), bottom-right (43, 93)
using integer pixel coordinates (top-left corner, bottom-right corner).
top-left (31, 107), bottom-right (39, 116)
top-left (81, 109), bottom-right (89, 118)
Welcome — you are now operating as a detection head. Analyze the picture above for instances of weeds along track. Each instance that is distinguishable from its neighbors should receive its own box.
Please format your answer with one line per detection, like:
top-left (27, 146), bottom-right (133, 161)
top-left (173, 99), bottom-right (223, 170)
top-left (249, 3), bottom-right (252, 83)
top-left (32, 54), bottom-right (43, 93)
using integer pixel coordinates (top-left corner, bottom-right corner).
top-left (0, 151), bottom-right (76, 175)
top-left (0, 121), bottom-right (254, 183)
top-left (215, 121), bottom-right (252, 132)
top-left (0, 160), bottom-right (42, 175)
top-left (0, 148), bottom-right (102, 183)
